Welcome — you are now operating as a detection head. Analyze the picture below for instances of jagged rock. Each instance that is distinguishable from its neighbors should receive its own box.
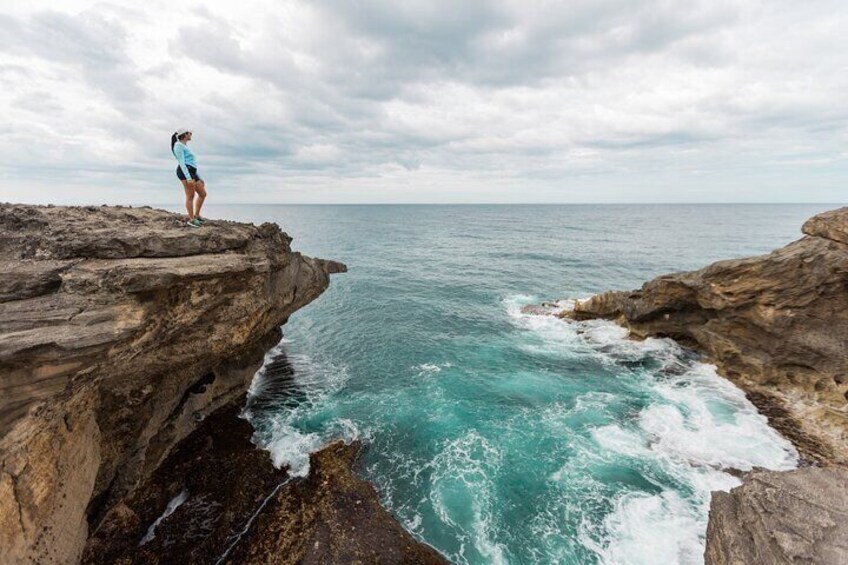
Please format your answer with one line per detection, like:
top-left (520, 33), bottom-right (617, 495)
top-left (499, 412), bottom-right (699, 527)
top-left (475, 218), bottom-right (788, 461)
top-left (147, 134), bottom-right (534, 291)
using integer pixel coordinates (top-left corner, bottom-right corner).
top-left (79, 349), bottom-right (446, 564)
top-left (567, 207), bottom-right (848, 464)
top-left (0, 204), bottom-right (346, 564)
top-left (227, 440), bottom-right (446, 565)
top-left (550, 206), bottom-right (848, 564)
top-left (82, 398), bottom-right (446, 564)
top-left (705, 467), bottom-right (848, 564)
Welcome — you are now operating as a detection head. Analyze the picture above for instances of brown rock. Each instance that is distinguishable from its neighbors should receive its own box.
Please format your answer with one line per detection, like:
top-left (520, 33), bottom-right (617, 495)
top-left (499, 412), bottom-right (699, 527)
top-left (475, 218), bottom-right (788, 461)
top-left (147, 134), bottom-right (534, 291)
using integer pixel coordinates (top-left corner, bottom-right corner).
top-left (0, 204), bottom-right (345, 564)
top-left (82, 362), bottom-right (445, 564)
top-left (226, 441), bottom-right (446, 565)
top-left (567, 209), bottom-right (848, 464)
top-left (802, 206), bottom-right (848, 244)
top-left (705, 467), bottom-right (848, 565)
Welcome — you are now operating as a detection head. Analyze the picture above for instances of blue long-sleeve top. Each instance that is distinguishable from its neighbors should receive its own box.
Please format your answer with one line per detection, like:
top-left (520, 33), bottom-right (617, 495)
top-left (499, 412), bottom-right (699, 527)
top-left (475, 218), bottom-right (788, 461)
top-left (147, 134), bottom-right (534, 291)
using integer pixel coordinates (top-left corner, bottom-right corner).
top-left (173, 142), bottom-right (197, 179)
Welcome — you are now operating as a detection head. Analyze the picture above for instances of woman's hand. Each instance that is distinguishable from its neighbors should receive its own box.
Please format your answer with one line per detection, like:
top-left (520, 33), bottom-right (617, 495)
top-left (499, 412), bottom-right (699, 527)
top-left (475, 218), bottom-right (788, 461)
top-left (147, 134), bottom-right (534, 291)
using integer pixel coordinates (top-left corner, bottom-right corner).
top-left (182, 179), bottom-right (196, 189)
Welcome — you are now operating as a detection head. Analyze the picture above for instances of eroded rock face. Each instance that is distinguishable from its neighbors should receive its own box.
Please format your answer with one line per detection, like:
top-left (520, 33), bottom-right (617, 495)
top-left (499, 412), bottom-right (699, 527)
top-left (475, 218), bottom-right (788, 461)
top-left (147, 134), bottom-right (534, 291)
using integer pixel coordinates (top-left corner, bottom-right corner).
top-left (0, 204), bottom-right (345, 564)
top-left (568, 207), bottom-right (848, 464)
top-left (81, 351), bottom-right (446, 565)
top-left (552, 206), bottom-right (848, 564)
top-left (705, 467), bottom-right (848, 565)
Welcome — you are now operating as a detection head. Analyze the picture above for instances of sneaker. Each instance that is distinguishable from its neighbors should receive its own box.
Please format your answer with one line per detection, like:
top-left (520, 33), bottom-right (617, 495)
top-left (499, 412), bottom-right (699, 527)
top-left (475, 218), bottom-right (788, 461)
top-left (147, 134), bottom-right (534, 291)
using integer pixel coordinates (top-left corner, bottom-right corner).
top-left (186, 219), bottom-right (202, 228)
top-left (196, 216), bottom-right (209, 223)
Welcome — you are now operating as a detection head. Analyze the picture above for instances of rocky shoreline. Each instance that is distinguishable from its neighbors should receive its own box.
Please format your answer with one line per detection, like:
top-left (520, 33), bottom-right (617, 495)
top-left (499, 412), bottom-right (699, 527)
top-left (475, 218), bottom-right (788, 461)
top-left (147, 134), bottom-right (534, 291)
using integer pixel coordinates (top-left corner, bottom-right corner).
top-left (83, 369), bottom-right (445, 564)
top-left (0, 204), bottom-right (444, 564)
top-left (4, 203), bottom-right (846, 564)
top-left (531, 206), bottom-right (848, 563)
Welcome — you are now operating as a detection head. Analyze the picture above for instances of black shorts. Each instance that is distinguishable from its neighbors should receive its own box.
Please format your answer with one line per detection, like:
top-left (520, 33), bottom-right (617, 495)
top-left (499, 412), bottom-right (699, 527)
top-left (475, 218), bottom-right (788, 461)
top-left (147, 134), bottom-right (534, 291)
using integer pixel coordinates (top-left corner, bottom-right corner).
top-left (176, 165), bottom-right (201, 182)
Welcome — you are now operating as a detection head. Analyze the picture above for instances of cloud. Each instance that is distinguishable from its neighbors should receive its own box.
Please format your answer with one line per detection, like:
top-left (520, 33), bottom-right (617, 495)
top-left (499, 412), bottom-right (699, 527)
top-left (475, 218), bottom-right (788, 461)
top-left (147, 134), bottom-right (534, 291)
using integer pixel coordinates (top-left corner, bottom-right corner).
top-left (0, 0), bottom-right (847, 204)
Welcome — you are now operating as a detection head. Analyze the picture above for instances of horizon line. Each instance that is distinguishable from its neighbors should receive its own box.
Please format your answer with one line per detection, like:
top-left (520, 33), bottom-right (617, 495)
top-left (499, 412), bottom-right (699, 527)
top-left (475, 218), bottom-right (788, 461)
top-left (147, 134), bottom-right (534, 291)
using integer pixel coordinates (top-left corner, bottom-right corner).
top-left (146, 201), bottom-right (842, 206)
top-left (4, 201), bottom-right (843, 207)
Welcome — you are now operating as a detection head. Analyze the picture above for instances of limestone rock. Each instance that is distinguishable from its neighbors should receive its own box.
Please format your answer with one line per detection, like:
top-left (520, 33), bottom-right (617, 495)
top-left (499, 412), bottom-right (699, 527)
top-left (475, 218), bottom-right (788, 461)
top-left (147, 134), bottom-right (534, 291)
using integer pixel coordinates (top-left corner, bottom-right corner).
top-left (568, 207), bottom-right (848, 464)
top-left (0, 204), bottom-right (345, 564)
top-left (705, 467), bottom-right (848, 565)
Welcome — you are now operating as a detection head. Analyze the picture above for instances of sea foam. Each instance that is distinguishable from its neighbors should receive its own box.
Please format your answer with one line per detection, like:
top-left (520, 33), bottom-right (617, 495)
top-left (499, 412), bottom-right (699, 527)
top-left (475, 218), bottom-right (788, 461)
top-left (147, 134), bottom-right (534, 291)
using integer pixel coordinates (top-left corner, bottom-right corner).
top-left (506, 294), bottom-right (797, 564)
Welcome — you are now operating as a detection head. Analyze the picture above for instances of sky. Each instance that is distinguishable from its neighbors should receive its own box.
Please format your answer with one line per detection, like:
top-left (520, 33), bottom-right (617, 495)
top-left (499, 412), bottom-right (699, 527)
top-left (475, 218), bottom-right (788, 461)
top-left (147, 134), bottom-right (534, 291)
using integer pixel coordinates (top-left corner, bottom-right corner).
top-left (0, 0), bottom-right (846, 204)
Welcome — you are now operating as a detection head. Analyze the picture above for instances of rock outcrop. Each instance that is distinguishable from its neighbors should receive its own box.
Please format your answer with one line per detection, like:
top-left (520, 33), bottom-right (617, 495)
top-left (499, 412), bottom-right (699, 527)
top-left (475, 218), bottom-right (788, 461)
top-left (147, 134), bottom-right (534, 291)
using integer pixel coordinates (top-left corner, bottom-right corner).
top-left (547, 206), bottom-right (848, 563)
top-left (704, 467), bottom-right (848, 565)
top-left (81, 387), bottom-right (445, 564)
top-left (567, 207), bottom-right (848, 464)
top-left (0, 204), bottom-right (347, 563)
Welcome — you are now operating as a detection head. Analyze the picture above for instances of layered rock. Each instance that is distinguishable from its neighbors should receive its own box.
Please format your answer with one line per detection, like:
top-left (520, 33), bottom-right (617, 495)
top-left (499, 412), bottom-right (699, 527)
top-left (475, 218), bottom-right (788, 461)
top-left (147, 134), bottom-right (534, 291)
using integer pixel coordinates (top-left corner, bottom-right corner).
top-left (567, 207), bottom-right (848, 464)
top-left (0, 205), bottom-right (346, 564)
top-left (705, 467), bottom-right (848, 565)
top-left (546, 206), bottom-right (848, 563)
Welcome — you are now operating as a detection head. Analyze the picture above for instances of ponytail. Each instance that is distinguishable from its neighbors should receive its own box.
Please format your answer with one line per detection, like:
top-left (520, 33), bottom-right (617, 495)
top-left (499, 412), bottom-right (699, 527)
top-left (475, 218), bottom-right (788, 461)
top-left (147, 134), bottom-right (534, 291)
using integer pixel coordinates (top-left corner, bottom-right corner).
top-left (171, 132), bottom-right (178, 156)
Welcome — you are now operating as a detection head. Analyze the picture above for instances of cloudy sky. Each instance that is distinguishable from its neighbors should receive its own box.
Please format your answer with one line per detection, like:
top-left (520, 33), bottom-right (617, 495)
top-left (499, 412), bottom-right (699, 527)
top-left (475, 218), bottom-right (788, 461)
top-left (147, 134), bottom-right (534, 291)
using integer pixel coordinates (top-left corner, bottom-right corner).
top-left (1, 0), bottom-right (846, 204)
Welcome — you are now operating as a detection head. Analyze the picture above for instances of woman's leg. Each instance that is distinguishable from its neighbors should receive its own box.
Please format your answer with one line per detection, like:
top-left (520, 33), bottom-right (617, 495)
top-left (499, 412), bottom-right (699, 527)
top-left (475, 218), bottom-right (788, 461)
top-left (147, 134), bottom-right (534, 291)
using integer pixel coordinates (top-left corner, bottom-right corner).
top-left (183, 181), bottom-right (196, 219)
top-left (194, 180), bottom-right (207, 218)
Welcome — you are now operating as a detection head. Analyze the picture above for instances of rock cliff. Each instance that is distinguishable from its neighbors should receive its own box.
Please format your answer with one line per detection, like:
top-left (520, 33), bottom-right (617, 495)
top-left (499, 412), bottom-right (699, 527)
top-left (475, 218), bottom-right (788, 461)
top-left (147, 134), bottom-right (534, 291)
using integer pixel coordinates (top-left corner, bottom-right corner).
top-left (0, 204), bottom-right (353, 563)
top-left (568, 207), bottom-right (848, 464)
top-left (704, 466), bottom-right (848, 565)
top-left (550, 206), bottom-right (848, 563)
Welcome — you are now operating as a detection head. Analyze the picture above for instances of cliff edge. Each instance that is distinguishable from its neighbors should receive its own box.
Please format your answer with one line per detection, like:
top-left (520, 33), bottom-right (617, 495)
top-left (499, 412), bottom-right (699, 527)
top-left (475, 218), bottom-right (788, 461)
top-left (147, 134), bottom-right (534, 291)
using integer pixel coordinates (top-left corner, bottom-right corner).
top-left (0, 204), bottom-right (351, 563)
top-left (556, 206), bottom-right (848, 563)
top-left (569, 207), bottom-right (848, 464)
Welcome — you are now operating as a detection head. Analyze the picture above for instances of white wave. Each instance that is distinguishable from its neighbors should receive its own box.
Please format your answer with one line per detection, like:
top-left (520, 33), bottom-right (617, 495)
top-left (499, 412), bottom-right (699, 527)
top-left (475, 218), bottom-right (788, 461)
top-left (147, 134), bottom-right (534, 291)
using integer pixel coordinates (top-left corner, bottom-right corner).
top-left (265, 424), bottom-right (323, 477)
top-left (583, 490), bottom-right (705, 565)
top-left (140, 489), bottom-right (188, 545)
top-left (515, 294), bottom-right (799, 563)
top-left (504, 293), bottom-right (682, 366)
top-left (246, 342), bottom-right (355, 477)
top-left (264, 417), bottom-right (367, 478)
top-left (430, 431), bottom-right (508, 565)
top-left (413, 362), bottom-right (453, 376)
top-left (638, 364), bottom-right (797, 472)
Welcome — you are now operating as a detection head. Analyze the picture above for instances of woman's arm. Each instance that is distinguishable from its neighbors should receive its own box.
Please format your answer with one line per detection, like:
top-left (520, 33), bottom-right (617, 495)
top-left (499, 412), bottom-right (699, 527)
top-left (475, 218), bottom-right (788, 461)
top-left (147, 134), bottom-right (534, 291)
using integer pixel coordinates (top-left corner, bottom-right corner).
top-left (174, 144), bottom-right (192, 181)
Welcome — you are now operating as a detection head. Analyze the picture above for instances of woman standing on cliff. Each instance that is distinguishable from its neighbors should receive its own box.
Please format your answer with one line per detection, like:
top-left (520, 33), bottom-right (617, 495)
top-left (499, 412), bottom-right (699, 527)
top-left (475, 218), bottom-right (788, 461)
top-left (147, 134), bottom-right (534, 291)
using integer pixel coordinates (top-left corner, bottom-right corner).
top-left (171, 128), bottom-right (207, 228)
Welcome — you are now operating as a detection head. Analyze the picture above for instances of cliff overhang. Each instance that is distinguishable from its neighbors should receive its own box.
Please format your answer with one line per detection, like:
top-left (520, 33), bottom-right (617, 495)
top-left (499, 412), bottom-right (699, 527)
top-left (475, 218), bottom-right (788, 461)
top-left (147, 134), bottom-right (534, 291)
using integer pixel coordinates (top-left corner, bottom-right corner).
top-left (0, 204), bottom-right (347, 563)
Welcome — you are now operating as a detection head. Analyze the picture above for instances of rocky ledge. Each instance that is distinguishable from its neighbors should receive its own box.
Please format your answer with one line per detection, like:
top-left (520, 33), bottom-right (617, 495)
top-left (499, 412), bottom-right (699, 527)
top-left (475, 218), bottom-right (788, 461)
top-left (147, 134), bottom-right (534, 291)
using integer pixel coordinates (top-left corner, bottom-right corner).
top-left (82, 355), bottom-right (445, 564)
top-left (536, 206), bottom-right (848, 563)
top-left (0, 204), bottom-right (439, 564)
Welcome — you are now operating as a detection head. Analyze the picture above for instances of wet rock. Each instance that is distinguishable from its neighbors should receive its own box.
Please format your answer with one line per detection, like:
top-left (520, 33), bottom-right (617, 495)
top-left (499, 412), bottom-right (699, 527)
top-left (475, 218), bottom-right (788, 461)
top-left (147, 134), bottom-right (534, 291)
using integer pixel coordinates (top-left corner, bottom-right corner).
top-left (226, 439), bottom-right (447, 565)
top-left (82, 400), bottom-right (445, 565)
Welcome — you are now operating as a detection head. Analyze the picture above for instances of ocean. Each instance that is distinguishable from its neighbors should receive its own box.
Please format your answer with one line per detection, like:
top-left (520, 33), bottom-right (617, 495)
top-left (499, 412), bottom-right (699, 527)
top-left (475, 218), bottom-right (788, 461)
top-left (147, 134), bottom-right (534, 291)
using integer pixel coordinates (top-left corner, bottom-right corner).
top-left (176, 203), bottom-right (831, 564)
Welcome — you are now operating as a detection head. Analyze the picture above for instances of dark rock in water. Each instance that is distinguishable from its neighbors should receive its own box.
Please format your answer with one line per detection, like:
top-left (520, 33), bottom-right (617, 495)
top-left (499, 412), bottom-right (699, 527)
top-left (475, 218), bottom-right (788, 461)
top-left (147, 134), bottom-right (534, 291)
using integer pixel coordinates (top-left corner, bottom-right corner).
top-left (82, 404), bottom-right (282, 564)
top-left (705, 467), bottom-right (848, 565)
top-left (226, 441), bottom-right (446, 565)
top-left (0, 204), bottom-right (346, 563)
top-left (82, 403), bottom-right (446, 564)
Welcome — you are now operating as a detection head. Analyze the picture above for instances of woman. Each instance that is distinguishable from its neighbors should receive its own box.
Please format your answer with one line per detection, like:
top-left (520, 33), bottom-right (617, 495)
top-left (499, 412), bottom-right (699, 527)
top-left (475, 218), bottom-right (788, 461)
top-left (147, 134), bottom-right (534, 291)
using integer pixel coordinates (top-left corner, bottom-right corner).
top-left (171, 128), bottom-right (207, 227)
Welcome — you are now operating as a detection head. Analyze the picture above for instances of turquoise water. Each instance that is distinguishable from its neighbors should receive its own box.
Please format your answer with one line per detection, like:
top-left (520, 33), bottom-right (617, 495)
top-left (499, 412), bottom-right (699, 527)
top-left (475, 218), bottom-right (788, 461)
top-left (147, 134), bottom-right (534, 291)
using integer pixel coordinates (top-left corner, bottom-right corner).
top-left (197, 204), bottom-right (828, 564)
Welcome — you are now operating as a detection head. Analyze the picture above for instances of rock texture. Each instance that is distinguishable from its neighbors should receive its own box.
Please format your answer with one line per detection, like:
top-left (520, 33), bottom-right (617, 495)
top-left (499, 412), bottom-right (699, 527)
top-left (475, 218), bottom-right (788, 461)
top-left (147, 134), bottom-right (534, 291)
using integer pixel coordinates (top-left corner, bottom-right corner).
top-left (548, 206), bottom-right (848, 564)
top-left (567, 207), bottom-right (848, 464)
top-left (705, 467), bottom-right (848, 565)
top-left (226, 441), bottom-right (446, 565)
top-left (0, 204), bottom-right (346, 564)
top-left (82, 397), bottom-right (446, 564)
